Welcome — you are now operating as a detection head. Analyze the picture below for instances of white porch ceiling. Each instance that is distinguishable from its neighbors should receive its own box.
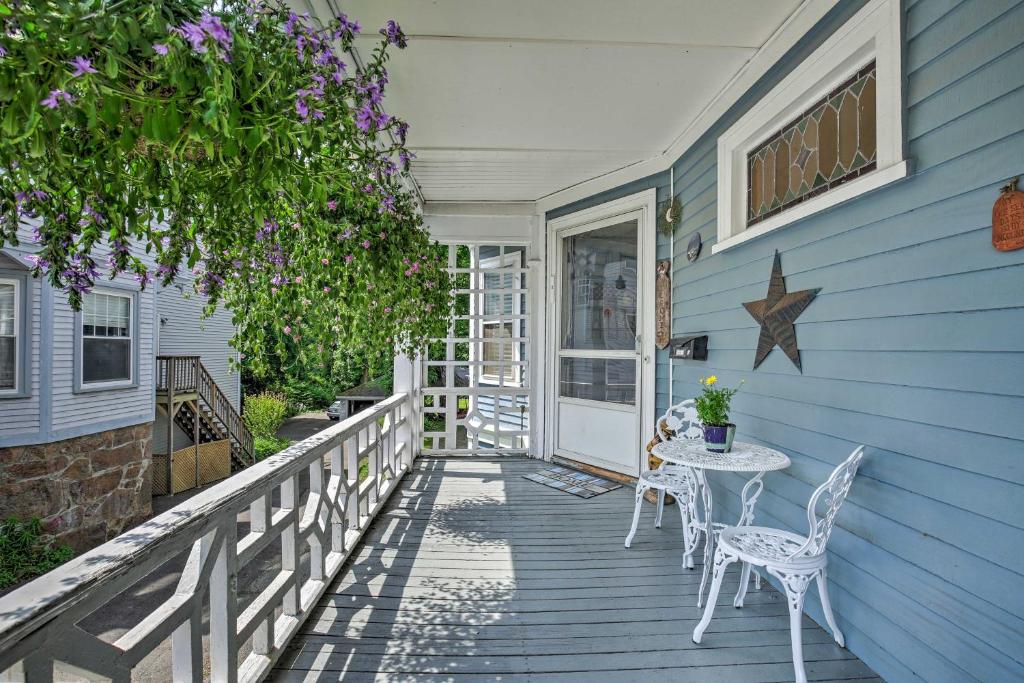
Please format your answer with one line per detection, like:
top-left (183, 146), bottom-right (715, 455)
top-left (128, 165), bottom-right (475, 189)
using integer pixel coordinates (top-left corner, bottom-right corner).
top-left (310, 1), bottom-right (808, 204)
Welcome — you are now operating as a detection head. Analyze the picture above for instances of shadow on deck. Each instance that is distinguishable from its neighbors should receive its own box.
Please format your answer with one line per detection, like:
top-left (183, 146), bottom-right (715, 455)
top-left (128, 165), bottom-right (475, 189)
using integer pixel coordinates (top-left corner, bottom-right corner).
top-left (271, 457), bottom-right (880, 682)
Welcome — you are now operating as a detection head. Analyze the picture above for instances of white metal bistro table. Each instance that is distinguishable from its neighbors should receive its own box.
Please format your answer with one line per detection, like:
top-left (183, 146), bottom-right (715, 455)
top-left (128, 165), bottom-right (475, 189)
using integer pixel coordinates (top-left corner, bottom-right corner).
top-left (651, 439), bottom-right (791, 606)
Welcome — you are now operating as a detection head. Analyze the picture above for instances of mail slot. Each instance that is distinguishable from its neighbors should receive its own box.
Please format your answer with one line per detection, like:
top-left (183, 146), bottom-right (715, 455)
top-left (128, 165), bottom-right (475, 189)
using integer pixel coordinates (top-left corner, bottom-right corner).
top-left (670, 335), bottom-right (708, 361)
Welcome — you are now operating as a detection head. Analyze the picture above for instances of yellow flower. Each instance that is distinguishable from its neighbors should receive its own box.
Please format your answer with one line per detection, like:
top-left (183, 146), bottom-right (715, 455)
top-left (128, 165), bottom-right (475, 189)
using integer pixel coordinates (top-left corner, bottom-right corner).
top-left (705, 375), bottom-right (718, 386)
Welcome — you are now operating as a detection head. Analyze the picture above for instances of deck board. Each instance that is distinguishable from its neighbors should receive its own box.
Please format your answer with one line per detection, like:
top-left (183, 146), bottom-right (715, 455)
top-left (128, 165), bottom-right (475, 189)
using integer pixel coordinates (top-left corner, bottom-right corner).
top-left (271, 457), bottom-right (882, 682)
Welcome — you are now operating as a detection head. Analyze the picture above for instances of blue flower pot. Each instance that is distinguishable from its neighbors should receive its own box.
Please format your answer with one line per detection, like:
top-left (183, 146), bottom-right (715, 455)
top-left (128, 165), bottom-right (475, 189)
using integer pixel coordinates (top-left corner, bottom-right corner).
top-left (703, 423), bottom-right (736, 453)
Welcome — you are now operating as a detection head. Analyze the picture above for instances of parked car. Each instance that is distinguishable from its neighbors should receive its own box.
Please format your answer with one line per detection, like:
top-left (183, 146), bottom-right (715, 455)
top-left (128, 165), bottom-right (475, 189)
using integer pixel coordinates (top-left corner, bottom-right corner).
top-left (326, 400), bottom-right (344, 421)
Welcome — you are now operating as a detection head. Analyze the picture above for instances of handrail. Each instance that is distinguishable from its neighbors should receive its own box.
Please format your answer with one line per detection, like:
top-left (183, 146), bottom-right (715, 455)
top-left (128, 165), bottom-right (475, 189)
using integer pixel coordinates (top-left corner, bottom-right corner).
top-left (196, 360), bottom-right (254, 465)
top-left (156, 356), bottom-right (254, 466)
top-left (0, 392), bottom-right (414, 682)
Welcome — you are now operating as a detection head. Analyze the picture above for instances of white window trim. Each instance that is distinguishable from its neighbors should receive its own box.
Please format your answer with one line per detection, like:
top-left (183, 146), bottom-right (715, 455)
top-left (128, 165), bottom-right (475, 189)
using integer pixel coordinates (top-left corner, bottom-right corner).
top-left (0, 277), bottom-right (20, 395)
top-left (79, 289), bottom-right (135, 390)
top-left (713, 0), bottom-right (907, 254)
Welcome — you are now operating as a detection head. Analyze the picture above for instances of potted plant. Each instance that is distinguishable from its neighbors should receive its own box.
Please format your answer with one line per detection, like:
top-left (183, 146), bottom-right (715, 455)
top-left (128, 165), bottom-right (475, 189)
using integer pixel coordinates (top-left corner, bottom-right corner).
top-left (694, 376), bottom-right (742, 453)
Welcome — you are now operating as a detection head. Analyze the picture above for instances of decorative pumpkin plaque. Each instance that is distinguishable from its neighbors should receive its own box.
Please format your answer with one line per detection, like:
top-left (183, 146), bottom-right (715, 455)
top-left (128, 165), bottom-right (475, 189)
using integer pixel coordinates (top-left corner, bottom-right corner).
top-left (993, 178), bottom-right (1024, 251)
top-left (655, 260), bottom-right (671, 349)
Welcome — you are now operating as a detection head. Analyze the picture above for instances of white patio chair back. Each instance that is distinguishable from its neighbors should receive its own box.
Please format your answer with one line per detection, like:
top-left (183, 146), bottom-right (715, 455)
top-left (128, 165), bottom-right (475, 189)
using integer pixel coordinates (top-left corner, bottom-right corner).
top-left (657, 399), bottom-right (703, 442)
top-left (791, 445), bottom-right (865, 559)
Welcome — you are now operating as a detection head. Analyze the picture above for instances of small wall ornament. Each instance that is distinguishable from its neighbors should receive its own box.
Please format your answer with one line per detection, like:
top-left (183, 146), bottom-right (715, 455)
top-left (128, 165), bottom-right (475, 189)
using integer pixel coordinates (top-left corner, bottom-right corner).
top-left (657, 197), bottom-right (682, 237)
top-left (993, 177), bottom-right (1024, 251)
top-left (686, 232), bottom-right (702, 262)
top-left (655, 260), bottom-right (672, 349)
top-left (742, 251), bottom-right (820, 372)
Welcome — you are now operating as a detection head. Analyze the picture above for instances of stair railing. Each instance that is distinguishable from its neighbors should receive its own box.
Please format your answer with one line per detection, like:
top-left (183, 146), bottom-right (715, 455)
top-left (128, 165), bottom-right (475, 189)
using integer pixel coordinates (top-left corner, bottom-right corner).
top-left (156, 356), bottom-right (254, 467)
top-left (195, 361), bottom-right (254, 465)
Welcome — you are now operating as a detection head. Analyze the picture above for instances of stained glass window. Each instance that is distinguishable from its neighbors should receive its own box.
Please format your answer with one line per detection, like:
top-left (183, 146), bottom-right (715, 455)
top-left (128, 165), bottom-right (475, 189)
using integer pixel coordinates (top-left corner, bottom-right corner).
top-left (747, 61), bottom-right (877, 227)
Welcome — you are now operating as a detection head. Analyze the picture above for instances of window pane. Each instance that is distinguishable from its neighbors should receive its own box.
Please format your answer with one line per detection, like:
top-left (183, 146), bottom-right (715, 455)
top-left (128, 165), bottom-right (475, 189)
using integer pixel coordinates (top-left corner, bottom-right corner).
top-left (83, 293), bottom-right (130, 338)
top-left (83, 338), bottom-right (131, 383)
top-left (747, 61), bottom-right (877, 227)
top-left (0, 337), bottom-right (14, 389)
top-left (483, 322), bottom-right (515, 381)
top-left (559, 358), bottom-right (635, 405)
top-left (0, 284), bottom-right (14, 336)
top-left (560, 220), bottom-right (638, 351)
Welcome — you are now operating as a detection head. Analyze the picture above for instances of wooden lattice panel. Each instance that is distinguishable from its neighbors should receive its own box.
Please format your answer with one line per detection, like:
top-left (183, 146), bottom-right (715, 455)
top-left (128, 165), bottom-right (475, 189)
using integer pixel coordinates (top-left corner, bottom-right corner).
top-left (153, 440), bottom-right (232, 495)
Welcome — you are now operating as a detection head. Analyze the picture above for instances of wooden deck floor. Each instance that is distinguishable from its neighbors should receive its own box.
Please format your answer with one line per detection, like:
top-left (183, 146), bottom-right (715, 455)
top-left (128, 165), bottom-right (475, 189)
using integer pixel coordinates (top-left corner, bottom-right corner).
top-left (272, 457), bottom-right (881, 682)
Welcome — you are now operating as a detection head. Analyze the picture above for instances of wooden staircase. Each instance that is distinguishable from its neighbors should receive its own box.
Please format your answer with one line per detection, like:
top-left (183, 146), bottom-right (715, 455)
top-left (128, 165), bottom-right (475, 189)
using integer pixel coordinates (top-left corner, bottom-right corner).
top-left (156, 356), bottom-right (255, 472)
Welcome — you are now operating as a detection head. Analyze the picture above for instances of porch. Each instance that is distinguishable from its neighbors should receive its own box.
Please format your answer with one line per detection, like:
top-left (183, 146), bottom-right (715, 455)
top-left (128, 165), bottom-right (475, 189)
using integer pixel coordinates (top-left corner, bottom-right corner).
top-left (271, 457), bottom-right (878, 682)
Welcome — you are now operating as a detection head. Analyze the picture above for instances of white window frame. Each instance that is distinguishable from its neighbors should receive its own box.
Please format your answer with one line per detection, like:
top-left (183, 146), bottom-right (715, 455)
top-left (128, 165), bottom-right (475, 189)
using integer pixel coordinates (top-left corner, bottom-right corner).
top-left (714, 0), bottom-right (907, 254)
top-left (79, 289), bottom-right (135, 390)
top-left (479, 252), bottom-right (524, 387)
top-left (0, 277), bottom-right (20, 395)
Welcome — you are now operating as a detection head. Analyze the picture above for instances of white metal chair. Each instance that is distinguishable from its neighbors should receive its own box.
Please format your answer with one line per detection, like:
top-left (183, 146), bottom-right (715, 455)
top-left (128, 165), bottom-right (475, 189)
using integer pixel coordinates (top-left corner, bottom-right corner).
top-left (624, 399), bottom-right (703, 569)
top-left (692, 445), bottom-right (866, 683)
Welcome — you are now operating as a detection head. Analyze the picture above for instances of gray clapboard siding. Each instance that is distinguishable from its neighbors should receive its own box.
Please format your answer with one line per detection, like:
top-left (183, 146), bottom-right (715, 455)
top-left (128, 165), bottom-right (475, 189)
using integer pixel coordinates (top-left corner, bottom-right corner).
top-left (545, 1), bottom-right (1024, 680)
top-left (0, 219), bottom-right (237, 447)
top-left (155, 271), bottom-right (240, 410)
top-left (273, 457), bottom-right (880, 682)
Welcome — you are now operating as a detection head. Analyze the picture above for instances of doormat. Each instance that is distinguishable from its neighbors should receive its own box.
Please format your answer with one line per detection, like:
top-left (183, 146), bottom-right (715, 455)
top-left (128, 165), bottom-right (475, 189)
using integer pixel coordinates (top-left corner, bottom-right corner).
top-left (523, 466), bottom-right (623, 498)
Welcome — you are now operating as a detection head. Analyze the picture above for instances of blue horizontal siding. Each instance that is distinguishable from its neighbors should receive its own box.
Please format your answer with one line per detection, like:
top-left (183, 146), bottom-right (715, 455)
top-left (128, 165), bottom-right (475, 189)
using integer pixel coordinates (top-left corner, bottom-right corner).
top-left (545, 1), bottom-right (1024, 681)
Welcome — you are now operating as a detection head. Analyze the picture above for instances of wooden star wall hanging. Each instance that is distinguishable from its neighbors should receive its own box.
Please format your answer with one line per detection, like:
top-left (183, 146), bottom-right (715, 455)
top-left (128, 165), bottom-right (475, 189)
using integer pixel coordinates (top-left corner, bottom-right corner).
top-left (742, 251), bottom-right (820, 372)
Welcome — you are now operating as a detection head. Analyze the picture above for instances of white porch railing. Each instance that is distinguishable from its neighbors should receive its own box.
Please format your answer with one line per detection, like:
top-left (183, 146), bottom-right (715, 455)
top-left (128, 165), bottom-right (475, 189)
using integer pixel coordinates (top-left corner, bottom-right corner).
top-left (0, 392), bottom-right (414, 683)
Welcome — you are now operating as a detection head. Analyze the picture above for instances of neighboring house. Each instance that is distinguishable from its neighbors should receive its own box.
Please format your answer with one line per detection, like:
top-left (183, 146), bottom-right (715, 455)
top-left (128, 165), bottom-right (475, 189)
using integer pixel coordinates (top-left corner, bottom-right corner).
top-left (0, 221), bottom-right (241, 552)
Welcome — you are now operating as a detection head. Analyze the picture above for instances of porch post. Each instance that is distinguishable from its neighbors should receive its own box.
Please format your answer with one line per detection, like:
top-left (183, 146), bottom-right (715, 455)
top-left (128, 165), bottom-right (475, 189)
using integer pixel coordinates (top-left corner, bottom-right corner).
top-left (393, 351), bottom-right (417, 462)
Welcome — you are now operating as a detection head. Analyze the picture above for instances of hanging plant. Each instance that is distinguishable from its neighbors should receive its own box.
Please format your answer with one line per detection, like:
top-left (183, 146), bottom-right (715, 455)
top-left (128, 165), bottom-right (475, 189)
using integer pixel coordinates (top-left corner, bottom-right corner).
top-left (0, 0), bottom-right (452, 372)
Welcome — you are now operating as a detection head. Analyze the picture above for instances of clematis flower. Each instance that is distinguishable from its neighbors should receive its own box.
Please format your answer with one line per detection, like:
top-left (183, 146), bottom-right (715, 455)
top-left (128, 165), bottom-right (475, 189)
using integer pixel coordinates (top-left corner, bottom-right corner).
top-left (199, 12), bottom-right (232, 52)
top-left (379, 20), bottom-right (407, 48)
top-left (355, 104), bottom-right (374, 133)
top-left (336, 13), bottom-right (361, 36)
top-left (69, 56), bottom-right (98, 77)
top-left (175, 22), bottom-right (208, 53)
top-left (41, 89), bottom-right (73, 109)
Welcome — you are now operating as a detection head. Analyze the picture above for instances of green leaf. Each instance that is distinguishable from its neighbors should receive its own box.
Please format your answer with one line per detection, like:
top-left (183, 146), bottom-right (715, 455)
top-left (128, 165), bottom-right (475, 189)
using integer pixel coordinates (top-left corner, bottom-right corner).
top-left (105, 53), bottom-right (119, 79)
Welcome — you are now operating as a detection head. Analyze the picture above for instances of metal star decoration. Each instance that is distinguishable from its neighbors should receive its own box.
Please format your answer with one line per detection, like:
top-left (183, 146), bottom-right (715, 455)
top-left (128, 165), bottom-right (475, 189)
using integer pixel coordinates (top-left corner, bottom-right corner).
top-left (742, 251), bottom-right (820, 371)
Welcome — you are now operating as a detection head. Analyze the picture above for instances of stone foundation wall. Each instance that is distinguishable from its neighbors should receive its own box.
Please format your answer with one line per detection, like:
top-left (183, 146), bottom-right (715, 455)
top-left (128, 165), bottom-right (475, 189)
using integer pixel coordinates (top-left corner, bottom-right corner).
top-left (0, 423), bottom-right (153, 552)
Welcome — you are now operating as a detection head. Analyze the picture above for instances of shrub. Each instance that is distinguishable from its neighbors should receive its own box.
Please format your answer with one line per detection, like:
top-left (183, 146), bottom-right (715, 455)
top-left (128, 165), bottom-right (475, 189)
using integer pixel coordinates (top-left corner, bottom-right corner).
top-left (244, 392), bottom-right (289, 438)
top-left (0, 518), bottom-right (74, 592)
top-left (253, 436), bottom-right (292, 462)
top-left (279, 377), bottom-right (337, 414)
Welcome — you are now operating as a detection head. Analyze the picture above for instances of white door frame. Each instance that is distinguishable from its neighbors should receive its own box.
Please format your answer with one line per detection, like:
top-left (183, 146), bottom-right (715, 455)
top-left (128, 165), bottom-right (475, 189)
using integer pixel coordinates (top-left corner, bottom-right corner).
top-left (543, 189), bottom-right (657, 477)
